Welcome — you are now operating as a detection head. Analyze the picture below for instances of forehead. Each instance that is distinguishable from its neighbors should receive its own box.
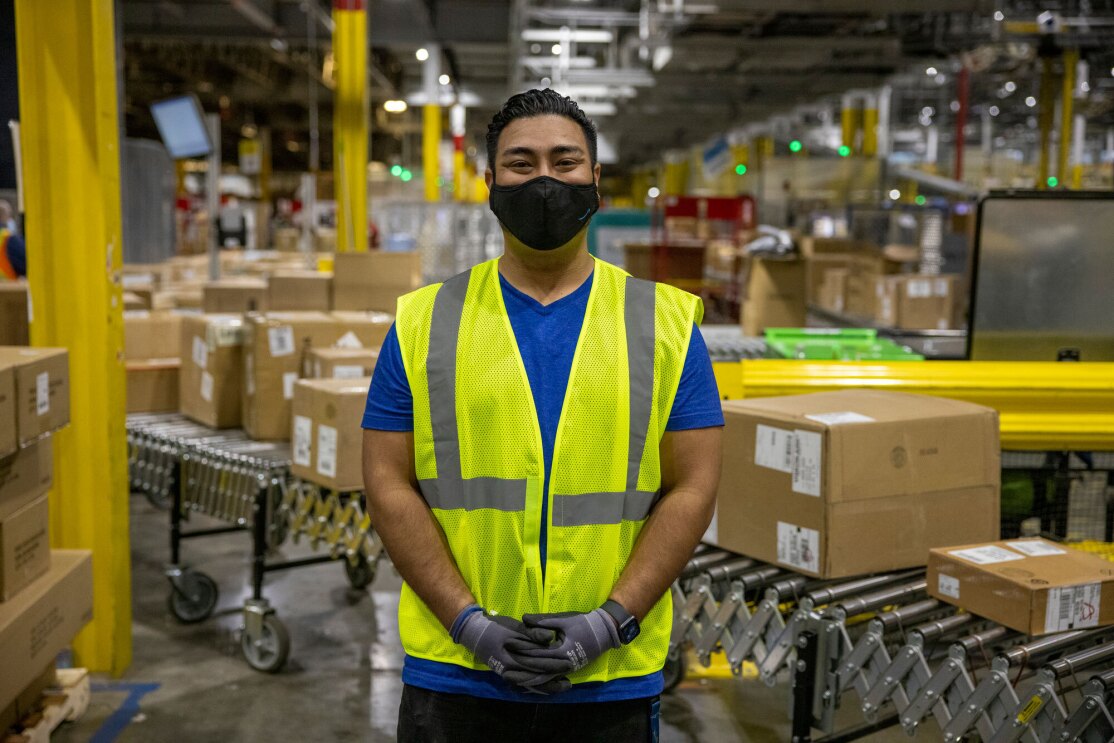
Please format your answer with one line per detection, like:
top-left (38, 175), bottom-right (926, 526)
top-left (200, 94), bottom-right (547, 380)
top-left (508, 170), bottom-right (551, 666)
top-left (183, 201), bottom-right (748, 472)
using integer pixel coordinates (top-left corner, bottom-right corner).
top-left (497, 114), bottom-right (588, 155)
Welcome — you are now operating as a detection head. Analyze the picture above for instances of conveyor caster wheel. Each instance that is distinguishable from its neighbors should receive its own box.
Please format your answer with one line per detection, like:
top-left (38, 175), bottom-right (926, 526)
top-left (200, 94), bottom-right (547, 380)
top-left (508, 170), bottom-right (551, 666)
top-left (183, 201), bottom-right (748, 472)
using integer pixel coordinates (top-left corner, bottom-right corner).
top-left (167, 570), bottom-right (219, 624)
top-left (344, 555), bottom-right (376, 589)
top-left (241, 614), bottom-right (290, 673)
top-left (662, 646), bottom-right (688, 693)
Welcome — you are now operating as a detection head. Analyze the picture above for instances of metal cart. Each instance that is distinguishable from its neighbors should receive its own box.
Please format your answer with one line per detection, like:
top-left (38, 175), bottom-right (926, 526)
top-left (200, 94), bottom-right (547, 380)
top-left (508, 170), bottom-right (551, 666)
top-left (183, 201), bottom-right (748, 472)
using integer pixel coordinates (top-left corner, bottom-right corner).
top-left (127, 413), bottom-right (384, 672)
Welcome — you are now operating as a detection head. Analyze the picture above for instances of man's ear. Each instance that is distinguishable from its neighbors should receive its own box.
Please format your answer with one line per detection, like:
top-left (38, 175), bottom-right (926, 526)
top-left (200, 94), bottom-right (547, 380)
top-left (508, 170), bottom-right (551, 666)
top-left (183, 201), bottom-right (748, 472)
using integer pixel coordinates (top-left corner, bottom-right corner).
top-left (485, 168), bottom-right (494, 188)
top-left (593, 162), bottom-right (602, 187)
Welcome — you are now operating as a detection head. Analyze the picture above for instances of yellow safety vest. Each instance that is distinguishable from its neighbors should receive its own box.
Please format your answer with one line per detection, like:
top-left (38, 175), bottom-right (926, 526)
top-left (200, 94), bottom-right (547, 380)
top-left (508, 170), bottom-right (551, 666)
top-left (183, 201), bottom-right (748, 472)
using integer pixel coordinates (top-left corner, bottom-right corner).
top-left (394, 256), bottom-right (702, 685)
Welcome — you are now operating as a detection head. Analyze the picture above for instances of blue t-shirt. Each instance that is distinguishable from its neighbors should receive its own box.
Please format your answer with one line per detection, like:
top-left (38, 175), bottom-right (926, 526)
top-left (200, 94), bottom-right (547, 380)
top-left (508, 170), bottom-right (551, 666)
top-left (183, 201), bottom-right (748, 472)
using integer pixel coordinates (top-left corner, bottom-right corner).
top-left (363, 269), bottom-right (724, 703)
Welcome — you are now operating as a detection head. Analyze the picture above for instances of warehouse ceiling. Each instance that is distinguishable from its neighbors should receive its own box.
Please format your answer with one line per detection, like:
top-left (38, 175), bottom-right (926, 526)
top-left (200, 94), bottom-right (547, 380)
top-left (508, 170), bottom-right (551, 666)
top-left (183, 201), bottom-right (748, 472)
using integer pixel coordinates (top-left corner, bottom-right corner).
top-left (121, 0), bottom-right (1114, 173)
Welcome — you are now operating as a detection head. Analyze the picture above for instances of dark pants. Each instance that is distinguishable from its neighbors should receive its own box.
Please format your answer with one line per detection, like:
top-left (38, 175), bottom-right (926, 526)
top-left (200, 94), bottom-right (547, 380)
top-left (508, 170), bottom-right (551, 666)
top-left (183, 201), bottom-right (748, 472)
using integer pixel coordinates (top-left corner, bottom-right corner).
top-left (397, 684), bottom-right (660, 743)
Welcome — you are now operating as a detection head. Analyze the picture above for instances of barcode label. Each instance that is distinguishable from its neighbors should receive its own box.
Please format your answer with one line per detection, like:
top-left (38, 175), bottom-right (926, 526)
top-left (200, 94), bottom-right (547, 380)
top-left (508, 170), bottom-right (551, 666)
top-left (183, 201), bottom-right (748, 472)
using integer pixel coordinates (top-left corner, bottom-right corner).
top-left (293, 415), bottom-right (312, 467)
top-left (907, 279), bottom-right (932, 298)
top-left (192, 336), bottom-right (208, 368)
top-left (35, 372), bottom-right (49, 415)
top-left (777, 521), bottom-right (820, 574)
top-left (1045, 583), bottom-right (1101, 633)
top-left (283, 372), bottom-right (298, 400)
top-left (268, 326), bottom-right (296, 357)
top-left (937, 574), bottom-right (961, 599)
top-left (317, 425), bottom-right (338, 478)
top-left (948, 545), bottom-right (1025, 565)
top-left (1008, 540), bottom-right (1067, 557)
top-left (791, 430), bottom-right (821, 497)
top-left (934, 278), bottom-right (950, 297)
top-left (755, 425), bottom-right (794, 473)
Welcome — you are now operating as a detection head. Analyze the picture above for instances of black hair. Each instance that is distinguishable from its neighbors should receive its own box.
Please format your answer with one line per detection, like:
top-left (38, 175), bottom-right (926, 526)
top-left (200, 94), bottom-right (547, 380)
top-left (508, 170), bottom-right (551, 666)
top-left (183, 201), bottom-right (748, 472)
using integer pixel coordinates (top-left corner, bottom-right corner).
top-left (486, 88), bottom-right (598, 170)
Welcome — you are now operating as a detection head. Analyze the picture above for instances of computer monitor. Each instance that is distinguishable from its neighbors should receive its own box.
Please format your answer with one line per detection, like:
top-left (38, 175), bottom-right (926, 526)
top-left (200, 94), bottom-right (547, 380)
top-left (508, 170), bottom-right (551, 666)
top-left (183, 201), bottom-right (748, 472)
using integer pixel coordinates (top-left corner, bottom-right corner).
top-left (150, 95), bottom-right (212, 160)
top-left (968, 191), bottom-right (1114, 361)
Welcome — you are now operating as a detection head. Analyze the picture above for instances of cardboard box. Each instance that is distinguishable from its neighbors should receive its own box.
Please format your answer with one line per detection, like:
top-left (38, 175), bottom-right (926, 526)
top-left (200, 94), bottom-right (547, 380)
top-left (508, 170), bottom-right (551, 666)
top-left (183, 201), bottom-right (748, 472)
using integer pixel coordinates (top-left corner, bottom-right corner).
top-left (816, 268), bottom-right (848, 314)
top-left (267, 271), bottom-right (333, 312)
top-left (273, 227), bottom-right (300, 252)
top-left (126, 360), bottom-right (180, 414)
top-left (0, 550), bottom-right (93, 712)
top-left (202, 278), bottom-right (269, 314)
top-left (314, 228), bottom-right (337, 253)
top-left (0, 440), bottom-right (53, 522)
top-left (928, 539), bottom-right (1114, 635)
top-left (0, 282), bottom-right (30, 347)
top-left (241, 312), bottom-right (347, 440)
top-left (0, 495), bottom-right (50, 601)
top-left (124, 311), bottom-right (184, 361)
top-left (800, 237), bottom-right (873, 258)
top-left (741, 256), bottom-right (807, 336)
top-left (329, 311), bottom-right (393, 349)
top-left (307, 347), bottom-right (379, 379)
top-left (895, 275), bottom-right (959, 331)
top-left (0, 661), bottom-right (55, 734)
top-left (332, 251), bottom-right (422, 312)
top-left (179, 315), bottom-right (244, 429)
top-left (291, 378), bottom-right (370, 491)
top-left (120, 264), bottom-right (165, 289)
top-left (0, 348), bottom-right (70, 453)
top-left (712, 390), bottom-right (1000, 578)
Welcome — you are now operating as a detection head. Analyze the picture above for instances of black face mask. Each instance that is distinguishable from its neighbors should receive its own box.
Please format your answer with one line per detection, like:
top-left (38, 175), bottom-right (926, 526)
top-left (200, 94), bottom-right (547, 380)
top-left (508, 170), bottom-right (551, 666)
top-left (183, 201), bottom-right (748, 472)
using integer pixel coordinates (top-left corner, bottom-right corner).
top-left (489, 175), bottom-right (600, 251)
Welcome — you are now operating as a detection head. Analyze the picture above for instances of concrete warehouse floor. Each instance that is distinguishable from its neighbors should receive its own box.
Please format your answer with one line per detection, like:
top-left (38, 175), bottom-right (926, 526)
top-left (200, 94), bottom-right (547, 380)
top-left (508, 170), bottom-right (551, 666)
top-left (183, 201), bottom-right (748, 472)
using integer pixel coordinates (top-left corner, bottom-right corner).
top-left (54, 498), bottom-right (938, 742)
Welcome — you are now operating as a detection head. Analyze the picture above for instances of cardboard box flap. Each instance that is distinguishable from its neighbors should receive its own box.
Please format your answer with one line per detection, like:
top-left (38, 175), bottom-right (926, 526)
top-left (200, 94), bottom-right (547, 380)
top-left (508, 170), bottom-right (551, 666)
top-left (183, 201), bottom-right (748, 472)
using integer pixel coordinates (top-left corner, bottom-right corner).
top-left (935, 539), bottom-right (1114, 588)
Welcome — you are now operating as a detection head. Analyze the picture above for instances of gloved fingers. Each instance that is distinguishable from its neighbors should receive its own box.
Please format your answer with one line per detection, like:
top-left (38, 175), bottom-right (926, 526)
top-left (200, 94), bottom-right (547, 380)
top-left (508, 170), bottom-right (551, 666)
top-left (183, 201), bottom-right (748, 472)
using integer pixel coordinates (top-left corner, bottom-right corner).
top-left (521, 612), bottom-right (579, 629)
top-left (487, 614), bottom-right (531, 634)
top-left (503, 647), bottom-right (574, 673)
top-left (505, 636), bottom-right (572, 658)
top-left (523, 626), bottom-right (559, 645)
top-left (519, 676), bottom-right (572, 696)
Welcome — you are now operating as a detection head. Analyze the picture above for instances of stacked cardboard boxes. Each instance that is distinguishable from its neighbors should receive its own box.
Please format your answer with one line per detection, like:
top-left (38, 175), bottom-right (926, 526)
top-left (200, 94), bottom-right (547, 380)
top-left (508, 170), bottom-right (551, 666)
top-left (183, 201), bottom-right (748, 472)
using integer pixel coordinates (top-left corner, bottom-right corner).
top-left (306, 347), bottom-right (379, 379)
top-left (291, 378), bottom-right (370, 491)
top-left (202, 278), bottom-right (269, 313)
top-left (179, 315), bottom-right (245, 428)
top-left (709, 390), bottom-right (1000, 578)
top-left (124, 311), bottom-right (185, 414)
top-left (0, 283), bottom-right (30, 347)
top-left (872, 274), bottom-right (961, 330)
top-left (332, 251), bottom-right (422, 312)
top-left (267, 271), bottom-right (332, 312)
top-left (740, 256), bottom-right (807, 336)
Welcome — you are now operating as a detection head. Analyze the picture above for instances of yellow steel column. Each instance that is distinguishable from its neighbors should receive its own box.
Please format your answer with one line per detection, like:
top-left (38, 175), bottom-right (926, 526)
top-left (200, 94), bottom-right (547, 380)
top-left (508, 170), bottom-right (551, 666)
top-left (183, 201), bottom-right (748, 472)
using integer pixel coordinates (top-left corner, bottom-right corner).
top-left (1058, 48), bottom-right (1078, 187)
top-left (14, 0), bottom-right (131, 674)
top-left (423, 106), bottom-right (442, 202)
top-left (333, 0), bottom-right (369, 252)
top-left (862, 93), bottom-right (879, 157)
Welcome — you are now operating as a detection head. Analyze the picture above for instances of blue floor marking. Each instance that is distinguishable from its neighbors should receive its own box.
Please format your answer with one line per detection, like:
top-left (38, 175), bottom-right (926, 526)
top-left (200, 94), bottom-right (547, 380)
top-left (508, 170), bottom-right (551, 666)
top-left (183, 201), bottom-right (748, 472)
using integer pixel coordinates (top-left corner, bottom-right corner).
top-left (88, 682), bottom-right (161, 743)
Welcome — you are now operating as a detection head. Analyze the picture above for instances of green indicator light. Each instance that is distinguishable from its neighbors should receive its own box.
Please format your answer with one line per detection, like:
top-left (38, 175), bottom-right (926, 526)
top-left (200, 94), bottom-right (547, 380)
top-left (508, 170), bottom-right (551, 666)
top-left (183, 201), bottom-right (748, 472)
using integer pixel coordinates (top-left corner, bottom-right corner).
top-left (915, 195), bottom-right (927, 206)
top-left (838, 145), bottom-right (851, 157)
top-left (1047, 176), bottom-right (1058, 188)
top-left (401, 170), bottom-right (413, 182)
top-left (735, 164), bottom-right (747, 175)
top-left (789, 140), bottom-right (802, 153)
top-left (390, 165), bottom-right (402, 177)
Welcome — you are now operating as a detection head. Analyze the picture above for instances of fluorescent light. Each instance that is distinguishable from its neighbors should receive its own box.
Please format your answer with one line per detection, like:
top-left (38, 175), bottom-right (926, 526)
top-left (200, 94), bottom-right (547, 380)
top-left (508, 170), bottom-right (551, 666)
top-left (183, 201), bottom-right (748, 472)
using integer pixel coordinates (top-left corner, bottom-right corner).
top-left (1025, 96), bottom-right (1037, 107)
top-left (384, 100), bottom-right (408, 113)
top-left (522, 28), bottom-right (613, 43)
top-left (416, 48), bottom-right (429, 61)
top-left (520, 56), bottom-right (597, 69)
top-left (1004, 81), bottom-right (1016, 92)
top-left (926, 66), bottom-right (937, 76)
top-left (577, 101), bottom-right (617, 116)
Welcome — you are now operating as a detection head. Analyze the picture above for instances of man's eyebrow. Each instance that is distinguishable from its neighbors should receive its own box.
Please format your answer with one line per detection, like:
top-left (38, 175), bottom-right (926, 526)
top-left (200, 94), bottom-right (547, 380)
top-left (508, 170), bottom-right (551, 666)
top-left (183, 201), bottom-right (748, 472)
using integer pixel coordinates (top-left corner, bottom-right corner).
top-left (499, 144), bottom-right (586, 158)
top-left (500, 146), bottom-right (538, 158)
top-left (552, 145), bottom-right (585, 156)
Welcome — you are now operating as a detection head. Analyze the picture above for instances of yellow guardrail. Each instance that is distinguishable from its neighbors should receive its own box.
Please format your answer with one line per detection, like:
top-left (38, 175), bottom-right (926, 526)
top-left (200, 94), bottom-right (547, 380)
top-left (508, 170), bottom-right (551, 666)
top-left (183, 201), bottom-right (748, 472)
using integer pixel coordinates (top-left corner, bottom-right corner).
top-left (712, 360), bottom-right (1114, 451)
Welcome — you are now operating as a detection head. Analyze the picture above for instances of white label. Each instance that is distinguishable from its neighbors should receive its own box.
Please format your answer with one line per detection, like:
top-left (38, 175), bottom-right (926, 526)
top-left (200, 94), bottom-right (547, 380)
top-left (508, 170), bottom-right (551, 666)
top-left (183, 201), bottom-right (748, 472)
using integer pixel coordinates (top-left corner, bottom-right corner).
top-left (791, 429), bottom-right (822, 497)
top-left (192, 336), bottom-right (208, 368)
top-left (777, 522), bottom-right (820, 574)
top-left (121, 273), bottom-right (154, 287)
top-left (209, 324), bottom-right (242, 347)
top-left (948, 545), bottom-right (1025, 565)
top-left (1008, 539), bottom-right (1068, 557)
top-left (293, 415), bottom-right (312, 467)
top-left (755, 424), bottom-right (793, 473)
top-left (805, 411), bottom-right (875, 426)
top-left (268, 326), bottom-right (296, 357)
top-left (938, 574), bottom-right (961, 600)
top-left (200, 372), bottom-right (214, 402)
top-left (35, 372), bottom-right (49, 415)
top-left (907, 279), bottom-right (932, 298)
top-left (332, 364), bottom-right (365, 379)
top-left (283, 372), bottom-right (298, 400)
top-left (1045, 583), bottom-right (1101, 633)
top-left (702, 506), bottom-right (719, 545)
top-left (245, 353), bottom-right (255, 395)
top-left (316, 425), bottom-right (338, 478)
top-left (933, 278), bottom-right (950, 297)
top-left (335, 331), bottom-right (363, 349)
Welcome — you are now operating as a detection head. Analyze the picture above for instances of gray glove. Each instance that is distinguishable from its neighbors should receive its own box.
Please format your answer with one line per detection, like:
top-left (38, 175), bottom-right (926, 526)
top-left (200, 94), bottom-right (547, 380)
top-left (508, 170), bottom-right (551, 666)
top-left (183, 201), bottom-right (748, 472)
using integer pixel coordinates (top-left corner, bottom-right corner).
top-left (508, 609), bottom-right (621, 674)
top-left (451, 606), bottom-right (571, 695)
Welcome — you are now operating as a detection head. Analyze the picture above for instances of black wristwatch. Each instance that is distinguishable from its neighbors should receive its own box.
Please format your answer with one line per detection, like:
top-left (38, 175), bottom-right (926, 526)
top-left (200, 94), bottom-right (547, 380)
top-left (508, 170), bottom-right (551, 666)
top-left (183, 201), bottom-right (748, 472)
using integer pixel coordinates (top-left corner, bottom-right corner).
top-left (601, 599), bottom-right (640, 645)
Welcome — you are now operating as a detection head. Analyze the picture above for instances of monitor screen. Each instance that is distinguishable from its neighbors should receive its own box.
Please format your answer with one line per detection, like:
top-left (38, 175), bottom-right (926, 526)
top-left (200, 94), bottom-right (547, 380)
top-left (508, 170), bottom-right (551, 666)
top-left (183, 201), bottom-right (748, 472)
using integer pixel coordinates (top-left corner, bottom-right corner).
top-left (150, 95), bottom-right (212, 159)
top-left (969, 193), bottom-right (1114, 361)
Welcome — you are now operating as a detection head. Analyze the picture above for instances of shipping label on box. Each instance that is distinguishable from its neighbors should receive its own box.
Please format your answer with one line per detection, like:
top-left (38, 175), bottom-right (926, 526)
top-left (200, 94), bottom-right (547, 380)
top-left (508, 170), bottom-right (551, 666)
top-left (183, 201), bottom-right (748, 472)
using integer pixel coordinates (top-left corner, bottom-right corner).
top-left (0, 347), bottom-right (70, 448)
top-left (290, 378), bottom-right (370, 491)
top-left (179, 315), bottom-right (244, 429)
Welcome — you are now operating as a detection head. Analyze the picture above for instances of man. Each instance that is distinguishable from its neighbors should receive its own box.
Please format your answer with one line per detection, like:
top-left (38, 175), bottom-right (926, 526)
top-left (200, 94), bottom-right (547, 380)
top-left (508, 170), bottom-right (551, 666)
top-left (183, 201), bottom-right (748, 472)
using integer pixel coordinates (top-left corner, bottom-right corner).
top-left (362, 89), bottom-right (723, 742)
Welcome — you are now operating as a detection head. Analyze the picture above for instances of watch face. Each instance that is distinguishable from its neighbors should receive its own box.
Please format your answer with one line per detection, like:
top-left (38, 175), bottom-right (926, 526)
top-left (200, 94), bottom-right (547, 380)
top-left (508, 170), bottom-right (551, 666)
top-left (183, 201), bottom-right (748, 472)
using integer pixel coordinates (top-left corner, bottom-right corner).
top-left (621, 620), bottom-right (640, 644)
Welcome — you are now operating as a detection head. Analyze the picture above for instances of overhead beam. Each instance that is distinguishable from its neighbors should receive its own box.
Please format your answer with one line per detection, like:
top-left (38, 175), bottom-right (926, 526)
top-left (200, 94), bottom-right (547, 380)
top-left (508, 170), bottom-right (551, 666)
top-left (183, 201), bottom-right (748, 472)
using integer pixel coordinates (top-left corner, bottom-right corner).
top-left (716, 0), bottom-right (990, 12)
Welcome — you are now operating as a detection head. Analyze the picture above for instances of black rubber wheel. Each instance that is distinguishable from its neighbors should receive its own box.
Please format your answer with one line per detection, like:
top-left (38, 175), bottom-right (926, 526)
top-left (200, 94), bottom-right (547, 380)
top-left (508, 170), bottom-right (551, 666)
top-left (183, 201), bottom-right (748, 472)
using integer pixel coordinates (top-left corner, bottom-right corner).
top-left (662, 646), bottom-right (688, 693)
top-left (241, 614), bottom-right (291, 673)
top-left (344, 555), bottom-right (376, 589)
top-left (167, 571), bottom-right (219, 624)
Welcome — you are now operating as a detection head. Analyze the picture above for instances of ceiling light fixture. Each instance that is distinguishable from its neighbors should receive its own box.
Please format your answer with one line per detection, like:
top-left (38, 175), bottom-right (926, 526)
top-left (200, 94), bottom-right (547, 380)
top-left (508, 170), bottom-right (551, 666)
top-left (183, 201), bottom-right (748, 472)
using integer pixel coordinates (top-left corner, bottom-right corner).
top-left (384, 100), bottom-right (408, 113)
top-left (993, 10), bottom-right (1004, 21)
top-left (439, 74), bottom-right (450, 85)
top-left (551, 44), bottom-right (562, 55)
top-left (1025, 96), bottom-right (1037, 107)
top-left (1004, 81), bottom-right (1016, 92)
top-left (416, 48), bottom-right (429, 61)
top-left (926, 66), bottom-right (938, 76)
top-left (989, 105), bottom-right (1000, 116)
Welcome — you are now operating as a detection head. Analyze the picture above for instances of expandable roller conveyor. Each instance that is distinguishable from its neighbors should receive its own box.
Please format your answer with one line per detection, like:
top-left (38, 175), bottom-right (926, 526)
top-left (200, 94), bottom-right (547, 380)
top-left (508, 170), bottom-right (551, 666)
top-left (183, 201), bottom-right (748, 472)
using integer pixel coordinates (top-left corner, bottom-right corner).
top-left (671, 547), bottom-right (1114, 742)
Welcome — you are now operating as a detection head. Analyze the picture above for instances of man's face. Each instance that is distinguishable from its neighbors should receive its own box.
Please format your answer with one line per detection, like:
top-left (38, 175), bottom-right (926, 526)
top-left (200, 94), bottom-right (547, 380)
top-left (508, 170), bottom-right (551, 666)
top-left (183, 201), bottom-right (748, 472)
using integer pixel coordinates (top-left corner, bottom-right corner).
top-left (486, 114), bottom-right (601, 189)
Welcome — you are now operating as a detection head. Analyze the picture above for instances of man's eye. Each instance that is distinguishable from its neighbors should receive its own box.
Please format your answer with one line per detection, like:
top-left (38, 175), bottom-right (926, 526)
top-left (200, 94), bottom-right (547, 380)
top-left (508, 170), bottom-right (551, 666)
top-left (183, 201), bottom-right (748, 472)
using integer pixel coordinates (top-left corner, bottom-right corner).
top-left (558, 160), bottom-right (577, 167)
top-left (509, 161), bottom-right (530, 168)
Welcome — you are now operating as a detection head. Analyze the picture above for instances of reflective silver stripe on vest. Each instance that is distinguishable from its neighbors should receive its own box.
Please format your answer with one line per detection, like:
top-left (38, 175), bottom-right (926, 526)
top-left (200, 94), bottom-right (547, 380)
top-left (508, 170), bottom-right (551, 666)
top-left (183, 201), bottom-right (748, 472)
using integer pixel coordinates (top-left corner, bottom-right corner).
top-left (427, 271), bottom-right (470, 489)
top-left (625, 276), bottom-right (656, 493)
top-left (552, 489), bottom-right (661, 527)
top-left (419, 477), bottom-right (528, 512)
